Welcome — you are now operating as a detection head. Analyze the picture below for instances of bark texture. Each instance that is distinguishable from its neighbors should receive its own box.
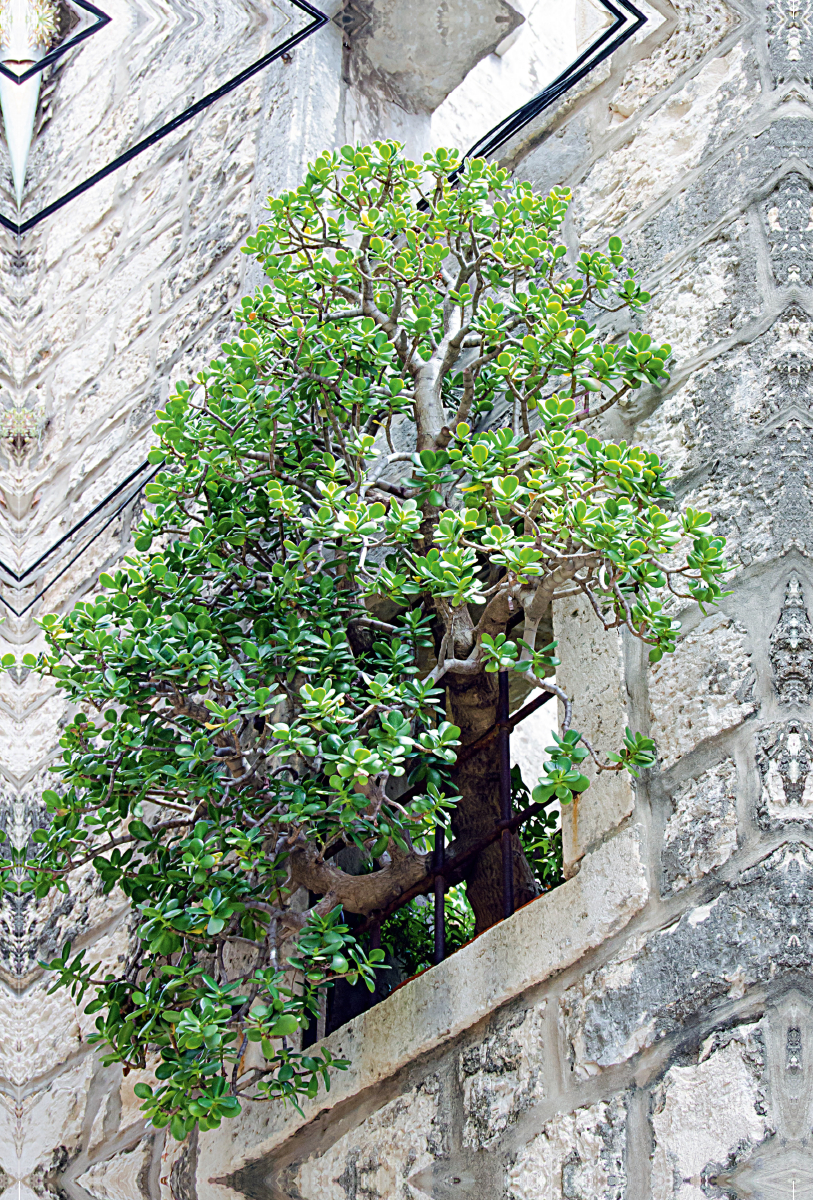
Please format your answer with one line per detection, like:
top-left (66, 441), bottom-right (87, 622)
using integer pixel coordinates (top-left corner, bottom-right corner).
top-left (447, 670), bottom-right (538, 933)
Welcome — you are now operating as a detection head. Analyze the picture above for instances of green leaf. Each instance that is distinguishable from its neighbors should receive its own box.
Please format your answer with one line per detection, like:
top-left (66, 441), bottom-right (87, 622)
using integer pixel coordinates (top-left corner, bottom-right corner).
top-left (269, 1014), bottom-right (299, 1038)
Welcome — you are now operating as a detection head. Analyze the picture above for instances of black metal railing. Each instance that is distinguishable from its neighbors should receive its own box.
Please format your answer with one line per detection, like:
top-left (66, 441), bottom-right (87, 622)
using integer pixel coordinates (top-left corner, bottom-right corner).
top-left (359, 676), bottom-right (557, 948)
top-left (309, 676), bottom-right (561, 1037)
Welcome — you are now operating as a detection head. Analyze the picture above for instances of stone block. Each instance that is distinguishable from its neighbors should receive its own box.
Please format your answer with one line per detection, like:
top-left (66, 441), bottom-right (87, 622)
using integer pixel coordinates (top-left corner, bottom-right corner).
top-left (296, 1078), bottom-right (443, 1199)
top-left (77, 1139), bottom-right (154, 1200)
top-left (12, 1055), bottom-right (95, 1178)
top-left (661, 757), bottom-right (738, 893)
top-left (157, 1132), bottom-right (195, 1200)
top-left (0, 691), bottom-right (70, 781)
top-left (756, 721), bottom-right (813, 827)
top-left (607, 0), bottom-right (738, 127)
top-left (573, 45), bottom-right (756, 245)
top-left (346, 0), bottom-right (524, 114)
top-left (649, 613), bottom-right (755, 769)
top-left (553, 593), bottom-right (634, 871)
top-left (505, 1095), bottom-right (626, 1200)
top-left (510, 692), bottom-right (558, 790)
top-left (631, 311), bottom-right (813, 567)
top-left (561, 843), bottom-right (812, 1077)
top-left (460, 1004), bottom-right (545, 1149)
top-left (650, 1028), bottom-right (767, 1199)
top-left (6, 916), bottom-right (130, 1084)
top-left (643, 220), bottom-right (760, 365)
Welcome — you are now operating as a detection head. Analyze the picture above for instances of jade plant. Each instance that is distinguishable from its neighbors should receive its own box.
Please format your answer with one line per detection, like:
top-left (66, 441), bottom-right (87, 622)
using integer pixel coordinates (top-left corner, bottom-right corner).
top-left (19, 142), bottom-right (727, 1140)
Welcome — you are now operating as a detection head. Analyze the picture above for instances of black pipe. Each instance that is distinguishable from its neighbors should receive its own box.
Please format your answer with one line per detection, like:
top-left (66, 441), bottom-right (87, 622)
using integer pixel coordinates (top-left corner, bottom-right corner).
top-left (498, 669), bottom-right (514, 920)
top-left (432, 826), bottom-right (446, 964)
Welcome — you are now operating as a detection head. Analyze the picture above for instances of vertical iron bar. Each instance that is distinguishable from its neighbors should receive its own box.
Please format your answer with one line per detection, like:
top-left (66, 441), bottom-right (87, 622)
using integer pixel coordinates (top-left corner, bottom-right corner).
top-left (498, 668), bottom-right (514, 920)
top-left (302, 890), bottom-right (320, 1047)
top-left (432, 827), bottom-right (446, 964)
top-left (369, 923), bottom-right (381, 951)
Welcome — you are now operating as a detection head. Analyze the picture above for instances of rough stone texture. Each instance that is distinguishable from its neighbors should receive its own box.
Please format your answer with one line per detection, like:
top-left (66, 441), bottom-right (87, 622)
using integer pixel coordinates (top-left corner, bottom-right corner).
top-left (648, 613), bottom-right (756, 769)
top-left (756, 721), bottom-right (813, 826)
top-left (561, 844), bottom-right (813, 1077)
top-left (76, 1141), bottom-right (155, 1200)
top-left (552, 592), bottom-right (634, 872)
top-left (12, 1055), bottom-right (96, 1179)
top-left (571, 43), bottom-right (756, 245)
top-left (661, 757), bottom-right (738, 892)
top-left (771, 572), bottom-right (813, 704)
top-left (505, 1096), bottom-right (627, 1200)
top-left (460, 1005), bottom-right (545, 1149)
top-left (296, 1080), bottom-right (444, 1199)
top-left (650, 1029), bottom-right (768, 1200)
top-left (8, 917), bottom-right (131, 1083)
top-left (342, 0), bottom-right (524, 113)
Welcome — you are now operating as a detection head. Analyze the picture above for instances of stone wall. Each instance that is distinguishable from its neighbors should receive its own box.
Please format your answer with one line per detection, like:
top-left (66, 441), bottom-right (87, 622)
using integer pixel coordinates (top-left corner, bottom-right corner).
top-left (2, 0), bottom-right (809, 1190)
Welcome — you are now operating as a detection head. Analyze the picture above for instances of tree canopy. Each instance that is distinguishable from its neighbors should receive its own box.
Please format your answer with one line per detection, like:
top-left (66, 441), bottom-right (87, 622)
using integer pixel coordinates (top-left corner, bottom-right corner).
top-left (21, 142), bottom-right (727, 1141)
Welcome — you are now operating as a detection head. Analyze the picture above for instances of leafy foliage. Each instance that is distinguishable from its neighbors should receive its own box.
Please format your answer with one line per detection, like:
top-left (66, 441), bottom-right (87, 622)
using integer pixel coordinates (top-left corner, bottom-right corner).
top-left (379, 884), bottom-right (476, 980)
top-left (20, 141), bottom-right (727, 1138)
top-left (513, 765), bottom-right (563, 891)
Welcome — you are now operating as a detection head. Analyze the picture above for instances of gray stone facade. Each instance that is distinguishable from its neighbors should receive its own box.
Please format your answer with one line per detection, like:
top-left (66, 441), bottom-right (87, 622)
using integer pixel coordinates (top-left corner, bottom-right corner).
top-left (1, 0), bottom-right (811, 1191)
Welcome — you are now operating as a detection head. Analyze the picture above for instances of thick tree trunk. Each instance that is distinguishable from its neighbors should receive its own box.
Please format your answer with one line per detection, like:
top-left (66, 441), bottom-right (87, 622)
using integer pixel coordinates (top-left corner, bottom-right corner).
top-left (446, 669), bottom-right (538, 934)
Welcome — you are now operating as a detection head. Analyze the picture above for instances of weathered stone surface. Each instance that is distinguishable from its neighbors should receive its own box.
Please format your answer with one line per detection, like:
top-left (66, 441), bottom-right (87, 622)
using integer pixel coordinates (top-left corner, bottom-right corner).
top-left (607, 0), bottom-right (738, 123)
top-left (119, 1061), bottom-right (160, 1132)
top-left (76, 1140), bottom-right (154, 1200)
top-left (572, 44), bottom-right (756, 244)
top-left (770, 573), bottom-right (813, 704)
top-left (1, 917), bottom-right (131, 1085)
top-left (630, 317), bottom-right (813, 568)
top-left (553, 593), bottom-right (634, 871)
top-left (756, 722), bottom-right (813, 826)
top-left (342, 0), bottom-right (524, 113)
top-left (651, 1028), bottom-right (767, 1199)
top-left (505, 1095), bottom-right (626, 1200)
top-left (561, 845), bottom-right (813, 1077)
top-left (644, 220), bottom-right (760, 364)
top-left (460, 1004), bottom-right (545, 1149)
top-left (14, 1055), bottom-right (95, 1179)
top-left (157, 1133), bottom-right (195, 1200)
top-left (762, 173), bottom-right (813, 288)
top-left (296, 1079), bottom-right (443, 1199)
top-left (648, 613), bottom-right (755, 768)
top-left (661, 757), bottom-right (738, 893)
